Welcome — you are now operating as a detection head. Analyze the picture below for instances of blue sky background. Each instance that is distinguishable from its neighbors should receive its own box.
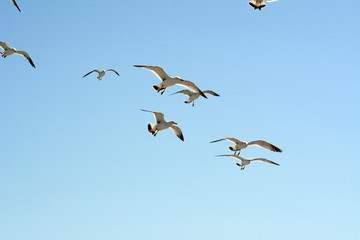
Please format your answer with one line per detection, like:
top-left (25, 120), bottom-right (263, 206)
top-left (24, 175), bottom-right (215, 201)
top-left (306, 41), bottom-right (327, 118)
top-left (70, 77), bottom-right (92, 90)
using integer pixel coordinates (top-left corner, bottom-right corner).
top-left (1, 1), bottom-right (359, 239)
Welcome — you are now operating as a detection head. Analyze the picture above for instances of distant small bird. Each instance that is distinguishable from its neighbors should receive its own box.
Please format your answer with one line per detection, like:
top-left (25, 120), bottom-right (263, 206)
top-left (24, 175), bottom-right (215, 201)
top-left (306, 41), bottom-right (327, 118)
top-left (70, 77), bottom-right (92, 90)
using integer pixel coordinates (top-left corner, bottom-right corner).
top-left (11, 0), bottom-right (21, 12)
top-left (133, 65), bottom-right (207, 98)
top-left (171, 89), bottom-right (220, 107)
top-left (248, 0), bottom-right (278, 10)
top-left (0, 42), bottom-right (35, 68)
top-left (210, 138), bottom-right (282, 155)
top-left (216, 154), bottom-right (280, 170)
top-left (141, 109), bottom-right (184, 141)
top-left (82, 69), bottom-right (120, 80)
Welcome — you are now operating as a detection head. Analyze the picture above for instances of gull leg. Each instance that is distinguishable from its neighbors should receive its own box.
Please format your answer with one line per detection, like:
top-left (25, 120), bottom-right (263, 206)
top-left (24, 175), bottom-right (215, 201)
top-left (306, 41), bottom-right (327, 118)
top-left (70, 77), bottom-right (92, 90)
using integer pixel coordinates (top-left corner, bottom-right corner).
top-left (237, 150), bottom-right (241, 156)
top-left (161, 89), bottom-right (166, 95)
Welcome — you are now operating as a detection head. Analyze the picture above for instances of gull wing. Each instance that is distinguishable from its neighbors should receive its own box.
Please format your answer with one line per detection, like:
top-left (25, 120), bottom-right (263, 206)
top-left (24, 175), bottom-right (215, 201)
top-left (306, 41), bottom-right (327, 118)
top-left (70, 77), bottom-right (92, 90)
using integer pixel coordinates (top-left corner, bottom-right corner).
top-left (106, 69), bottom-right (120, 76)
top-left (141, 109), bottom-right (165, 124)
top-left (203, 90), bottom-right (220, 97)
top-left (267, 0), bottom-right (279, 2)
top-left (210, 137), bottom-right (242, 144)
top-left (0, 42), bottom-right (11, 51)
top-left (14, 50), bottom-right (35, 68)
top-left (170, 125), bottom-right (184, 141)
top-left (11, 0), bottom-right (21, 12)
top-left (133, 65), bottom-right (170, 81)
top-left (216, 154), bottom-right (243, 161)
top-left (83, 70), bottom-right (100, 78)
top-left (171, 89), bottom-right (194, 96)
top-left (249, 158), bottom-right (280, 166)
top-left (175, 80), bottom-right (207, 99)
top-left (247, 140), bottom-right (282, 152)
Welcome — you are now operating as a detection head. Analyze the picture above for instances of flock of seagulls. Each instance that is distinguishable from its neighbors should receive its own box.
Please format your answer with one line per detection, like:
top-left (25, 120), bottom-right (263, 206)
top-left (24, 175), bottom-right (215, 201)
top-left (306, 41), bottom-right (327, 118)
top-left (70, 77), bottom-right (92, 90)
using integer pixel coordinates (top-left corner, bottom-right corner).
top-left (3, 1), bottom-right (282, 171)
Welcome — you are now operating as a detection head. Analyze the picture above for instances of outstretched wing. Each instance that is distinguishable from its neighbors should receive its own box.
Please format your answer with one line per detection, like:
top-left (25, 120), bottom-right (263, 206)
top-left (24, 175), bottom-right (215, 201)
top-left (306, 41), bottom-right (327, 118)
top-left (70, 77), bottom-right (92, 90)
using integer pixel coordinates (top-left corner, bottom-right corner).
top-left (11, 0), bottom-right (21, 12)
top-left (203, 90), bottom-right (220, 97)
top-left (106, 69), bottom-right (120, 76)
top-left (215, 154), bottom-right (243, 161)
top-left (210, 137), bottom-right (242, 144)
top-left (141, 109), bottom-right (165, 124)
top-left (170, 125), bottom-right (184, 141)
top-left (14, 50), bottom-right (35, 68)
top-left (0, 42), bottom-right (11, 51)
top-left (171, 89), bottom-right (194, 96)
top-left (249, 158), bottom-right (280, 166)
top-left (83, 70), bottom-right (100, 78)
top-left (247, 140), bottom-right (282, 152)
top-left (175, 80), bottom-right (207, 99)
top-left (133, 65), bottom-right (170, 81)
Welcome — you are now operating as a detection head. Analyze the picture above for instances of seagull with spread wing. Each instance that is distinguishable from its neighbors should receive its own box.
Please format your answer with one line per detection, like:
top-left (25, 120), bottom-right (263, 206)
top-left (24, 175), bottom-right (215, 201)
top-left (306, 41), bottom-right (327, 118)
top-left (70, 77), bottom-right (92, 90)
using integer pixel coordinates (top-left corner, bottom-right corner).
top-left (82, 69), bottom-right (120, 80)
top-left (210, 137), bottom-right (282, 155)
top-left (248, 0), bottom-right (278, 10)
top-left (171, 89), bottom-right (220, 107)
top-left (216, 154), bottom-right (280, 170)
top-left (141, 109), bottom-right (184, 141)
top-left (0, 42), bottom-right (35, 68)
top-left (11, 0), bottom-right (21, 12)
top-left (133, 65), bottom-right (207, 98)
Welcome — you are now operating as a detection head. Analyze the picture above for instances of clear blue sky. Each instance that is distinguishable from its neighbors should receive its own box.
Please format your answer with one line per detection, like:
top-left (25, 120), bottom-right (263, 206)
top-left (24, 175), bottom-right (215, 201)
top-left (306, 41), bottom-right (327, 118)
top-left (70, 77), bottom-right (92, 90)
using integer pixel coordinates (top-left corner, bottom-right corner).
top-left (1, 1), bottom-right (359, 239)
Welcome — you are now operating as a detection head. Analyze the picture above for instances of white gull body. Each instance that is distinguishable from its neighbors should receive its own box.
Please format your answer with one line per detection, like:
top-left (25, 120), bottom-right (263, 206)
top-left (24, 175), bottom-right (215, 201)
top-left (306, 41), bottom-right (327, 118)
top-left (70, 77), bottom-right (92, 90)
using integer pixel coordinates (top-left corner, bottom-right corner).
top-left (133, 65), bottom-right (207, 98)
top-left (0, 42), bottom-right (35, 68)
top-left (141, 109), bottom-right (184, 141)
top-left (210, 137), bottom-right (282, 155)
top-left (82, 69), bottom-right (120, 80)
top-left (171, 89), bottom-right (220, 107)
top-left (216, 154), bottom-right (280, 170)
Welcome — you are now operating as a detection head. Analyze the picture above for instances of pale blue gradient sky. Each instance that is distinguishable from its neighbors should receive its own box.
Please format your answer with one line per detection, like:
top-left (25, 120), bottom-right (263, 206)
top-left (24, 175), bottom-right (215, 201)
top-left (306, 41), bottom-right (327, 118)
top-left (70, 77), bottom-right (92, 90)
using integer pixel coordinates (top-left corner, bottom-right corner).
top-left (1, 1), bottom-right (359, 240)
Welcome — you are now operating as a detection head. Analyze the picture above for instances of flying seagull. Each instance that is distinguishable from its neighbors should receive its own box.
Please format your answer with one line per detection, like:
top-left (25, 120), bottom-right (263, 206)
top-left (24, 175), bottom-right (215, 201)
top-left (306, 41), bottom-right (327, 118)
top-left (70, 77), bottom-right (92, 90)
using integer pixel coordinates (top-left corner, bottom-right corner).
top-left (248, 0), bottom-right (278, 10)
top-left (82, 69), bottom-right (120, 80)
top-left (210, 138), bottom-right (282, 155)
top-left (141, 109), bottom-right (184, 141)
top-left (0, 42), bottom-right (35, 68)
top-left (133, 65), bottom-right (207, 98)
top-left (171, 89), bottom-right (220, 107)
top-left (216, 154), bottom-right (280, 170)
top-left (11, 0), bottom-right (21, 12)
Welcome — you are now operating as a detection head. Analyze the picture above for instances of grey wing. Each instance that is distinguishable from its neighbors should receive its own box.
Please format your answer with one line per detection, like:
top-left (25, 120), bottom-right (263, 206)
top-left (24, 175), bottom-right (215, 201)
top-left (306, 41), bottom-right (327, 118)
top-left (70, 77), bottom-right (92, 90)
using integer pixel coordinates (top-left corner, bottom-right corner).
top-left (175, 80), bottom-right (207, 99)
top-left (133, 65), bottom-right (170, 81)
top-left (203, 90), bottom-right (220, 97)
top-left (106, 69), bottom-right (120, 76)
top-left (210, 137), bottom-right (241, 144)
top-left (170, 125), bottom-right (184, 141)
top-left (83, 70), bottom-right (100, 78)
top-left (0, 42), bottom-right (10, 51)
top-left (11, 0), bottom-right (21, 12)
top-left (171, 89), bottom-right (194, 96)
top-left (249, 158), bottom-right (280, 166)
top-left (216, 154), bottom-right (243, 161)
top-left (140, 109), bottom-right (165, 124)
top-left (247, 140), bottom-right (282, 152)
top-left (14, 50), bottom-right (35, 68)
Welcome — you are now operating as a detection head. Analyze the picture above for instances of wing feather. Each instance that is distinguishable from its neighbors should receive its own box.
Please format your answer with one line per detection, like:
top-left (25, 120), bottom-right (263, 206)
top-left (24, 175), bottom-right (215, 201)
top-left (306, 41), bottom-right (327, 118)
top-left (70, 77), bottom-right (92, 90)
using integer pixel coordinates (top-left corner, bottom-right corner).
top-left (175, 80), bottom-right (207, 99)
top-left (83, 70), bottom-right (100, 78)
top-left (210, 137), bottom-right (241, 144)
top-left (170, 125), bottom-right (184, 141)
top-left (14, 50), bottom-right (35, 68)
top-left (106, 69), bottom-right (120, 76)
top-left (203, 90), bottom-right (220, 97)
top-left (249, 158), bottom-right (280, 166)
top-left (141, 109), bottom-right (165, 124)
top-left (133, 65), bottom-right (170, 81)
top-left (0, 42), bottom-right (10, 50)
top-left (247, 140), bottom-right (282, 152)
top-left (171, 89), bottom-right (194, 96)
top-left (11, 0), bottom-right (21, 12)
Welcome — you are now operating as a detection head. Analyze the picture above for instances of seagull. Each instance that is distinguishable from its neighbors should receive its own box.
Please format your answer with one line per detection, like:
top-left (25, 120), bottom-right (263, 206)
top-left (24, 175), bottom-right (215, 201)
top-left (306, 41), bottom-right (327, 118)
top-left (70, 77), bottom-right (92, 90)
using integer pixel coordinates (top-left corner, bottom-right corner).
top-left (171, 89), bottom-right (220, 107)
top-left (82, 69), bottom-right (120, 80)
top-left (248, 0), bottom-right (278, 10)
top-left (141, 109), bottom-right (184, 141)
top-left (133, 65), bottom-right (207, 98)
top-left (210, 138), bottom-right (282, 155)
top-left (11, 0), bottom-right (21, 12)
top-left (0, 42), bottom-right (35, 68)
top-left (216, 154), bottom-right (280, 170)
